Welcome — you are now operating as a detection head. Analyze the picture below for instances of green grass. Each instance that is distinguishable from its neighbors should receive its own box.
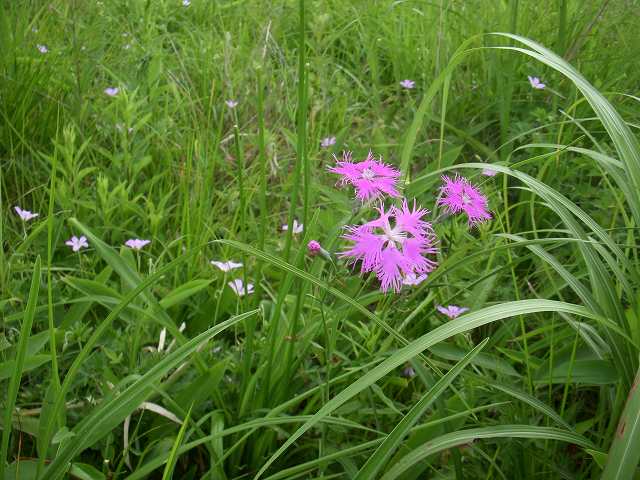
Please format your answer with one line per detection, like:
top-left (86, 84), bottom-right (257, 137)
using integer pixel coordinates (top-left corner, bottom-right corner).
top-left (1, 0), bottom-right (640, 478)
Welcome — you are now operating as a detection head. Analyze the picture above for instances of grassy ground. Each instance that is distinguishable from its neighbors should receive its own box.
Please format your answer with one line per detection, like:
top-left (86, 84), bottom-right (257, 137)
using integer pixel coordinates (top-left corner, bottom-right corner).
top-left (2, 0), bottom-right (640, 478)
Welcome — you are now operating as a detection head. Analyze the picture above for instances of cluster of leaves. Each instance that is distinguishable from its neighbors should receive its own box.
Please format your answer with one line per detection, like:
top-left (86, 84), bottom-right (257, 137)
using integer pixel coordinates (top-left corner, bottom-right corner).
top-left (1, 0), bottom-right (640, 479)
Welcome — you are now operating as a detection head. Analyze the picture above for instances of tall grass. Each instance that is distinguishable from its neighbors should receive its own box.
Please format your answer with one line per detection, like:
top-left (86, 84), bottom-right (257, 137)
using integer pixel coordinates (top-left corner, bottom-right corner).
top-left (1, 0), bottom-right (639, 478)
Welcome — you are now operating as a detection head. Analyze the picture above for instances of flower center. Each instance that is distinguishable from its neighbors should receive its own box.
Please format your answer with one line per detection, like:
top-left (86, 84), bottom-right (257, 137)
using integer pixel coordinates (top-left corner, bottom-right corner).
top-left (461, 192), bottom-right (472, 205)
top-left (382, 224), bottom-right (406, 247)
top-left (361, 167), bottom-right (376, 180)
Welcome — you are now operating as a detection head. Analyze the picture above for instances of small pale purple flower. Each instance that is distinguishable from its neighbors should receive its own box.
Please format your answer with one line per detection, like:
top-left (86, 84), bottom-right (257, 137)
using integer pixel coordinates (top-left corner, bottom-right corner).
top-left (211, 260), bottom-right (243, 272)
top-left (228, 279), bottom-right (254, 297)
top-left (527, 76), bottom-right (545, 90)
top-left (329, 151), bottom-right (401, 202)
top-left (438, 175), bottom-right (491, 226)
top-left (320, 136), bottom-right (336, 148)
top-left (225, 99), bottom-right (238, 108)
top-left (65, 235), bottom-right (89, 252)
top-left (482, 168), bottom-right (497, 177)
top-left (104, 87), bottom-right (120, 97)
top-left (125, 238), bottom-right (151, 250)
top-left (437, 305), bottom-right (469, 319)
top-left (14, 206), bottom-right (39, 221)
top-left (36, 44), bottom-right (48, 54)
top-left (307, 240), bottom-right (322, 256)
top-left (400, 79), bottom-right (415, 89)
top-left (282, 219), bottom-right (303, 234)
top-left (403, 272), bottom-right (428, 287)
top-left (341, 200), bottom-right (438, 293)
top-left (182, 0), bottom-right (191, 5)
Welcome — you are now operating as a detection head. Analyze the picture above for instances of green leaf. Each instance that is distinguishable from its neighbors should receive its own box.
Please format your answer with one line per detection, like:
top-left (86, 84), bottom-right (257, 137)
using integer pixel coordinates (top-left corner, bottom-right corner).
top-left (250, 297), bottom-right (596, 478)
top-left (489, 384), bottom-right (572, 430)
top-left (490, 33), bottom-right (640, 225)
top-left (428, 342), bottom-right (519, 377)
top-left (0, 257), bottom-right (41, 480)
top-left (161, 406), bottom-right (192, 480)
top-left (42, 309), bottom-right (258, 480)
top-left (0, 354), bottom-right (51, 380)
top-left (586, 449), bottom-right (607, 469)
top-left (159, 279), bottom-right (212, 309)
top-left (379, 425), bottom-right (598, 479)
top-left (68, 463), bottom-right (105, 480)
top-left (354, 339), bottom-right (489, 480)
top-left (602, 367), bottom-right (640, 478)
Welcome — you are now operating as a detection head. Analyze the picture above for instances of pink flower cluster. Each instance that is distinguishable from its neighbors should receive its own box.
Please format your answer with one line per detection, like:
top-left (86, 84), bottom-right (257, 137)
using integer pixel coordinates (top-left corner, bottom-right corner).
top-left (328, 151), bottom-right (492, 294)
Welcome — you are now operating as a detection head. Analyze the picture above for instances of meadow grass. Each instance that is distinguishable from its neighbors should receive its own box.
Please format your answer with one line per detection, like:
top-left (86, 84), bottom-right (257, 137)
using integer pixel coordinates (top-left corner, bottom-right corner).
top-left (1, 0), bottom-right (640, 478)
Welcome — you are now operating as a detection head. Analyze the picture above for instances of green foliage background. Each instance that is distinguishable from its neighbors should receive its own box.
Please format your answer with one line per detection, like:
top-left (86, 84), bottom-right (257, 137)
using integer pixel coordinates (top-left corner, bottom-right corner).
top-left (1, 0), bottom-right (639, 478)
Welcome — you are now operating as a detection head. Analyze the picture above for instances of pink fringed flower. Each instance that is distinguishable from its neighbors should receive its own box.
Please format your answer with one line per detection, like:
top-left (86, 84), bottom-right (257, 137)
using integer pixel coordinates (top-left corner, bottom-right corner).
top-left (438, 175), bottom-right (491, 226)
top-left (328, 151), bottom-right (401, 202)
top-left (307, 240), bottom-right (322, 255)
top-left (437, 305), bottom-right (469, 319)
top-left (341, 200), bottom-right (437, 293)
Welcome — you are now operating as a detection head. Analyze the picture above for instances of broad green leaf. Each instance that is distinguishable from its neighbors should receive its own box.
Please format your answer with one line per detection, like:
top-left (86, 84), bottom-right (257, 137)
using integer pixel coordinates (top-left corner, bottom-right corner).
top-left (37, 222), bottom-right (211, 475)
top-left (490, 33), bottom-right (640, 226)
top-left (251, 298), bottom-right (596, 478)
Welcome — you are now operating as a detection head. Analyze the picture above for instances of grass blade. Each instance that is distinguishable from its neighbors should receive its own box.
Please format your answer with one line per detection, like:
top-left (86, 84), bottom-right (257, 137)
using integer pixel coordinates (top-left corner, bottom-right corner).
top-left (354, 338), bottom-right (490, 479)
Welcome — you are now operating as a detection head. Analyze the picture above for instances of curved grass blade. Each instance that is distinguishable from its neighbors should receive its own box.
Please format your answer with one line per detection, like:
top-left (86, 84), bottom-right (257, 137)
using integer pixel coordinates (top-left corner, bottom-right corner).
top-left (380, 425), bottom-right (598, 480)
top-left (488, 32), bottom-right (640, 226)
top-left (399, 35), bottom-right (479, 181)
top-left (354, 338), bottom-right (489, 480)
top-left (217, 239), bottom-right (414, 350)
